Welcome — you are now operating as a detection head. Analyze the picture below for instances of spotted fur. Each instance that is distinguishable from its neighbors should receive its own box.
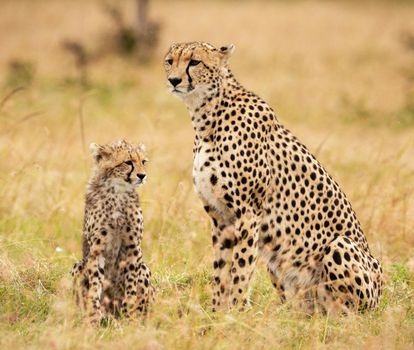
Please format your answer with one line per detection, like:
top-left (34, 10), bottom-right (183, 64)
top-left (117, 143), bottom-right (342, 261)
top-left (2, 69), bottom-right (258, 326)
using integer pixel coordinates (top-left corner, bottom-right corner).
top-left (164, 42), bottom-right (384, 313)
top-left (72, 139), bottom-right (154, 324)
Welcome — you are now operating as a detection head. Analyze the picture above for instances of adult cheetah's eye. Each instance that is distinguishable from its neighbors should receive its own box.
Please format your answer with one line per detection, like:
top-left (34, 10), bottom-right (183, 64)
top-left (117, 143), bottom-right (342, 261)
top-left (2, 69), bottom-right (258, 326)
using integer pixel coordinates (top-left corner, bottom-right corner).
top-left (125, 160), bottom-right (133, 166)
top-left (165, 59), bottom-right (173, 65)
top-left (189, 59), bottom-right (201, 67)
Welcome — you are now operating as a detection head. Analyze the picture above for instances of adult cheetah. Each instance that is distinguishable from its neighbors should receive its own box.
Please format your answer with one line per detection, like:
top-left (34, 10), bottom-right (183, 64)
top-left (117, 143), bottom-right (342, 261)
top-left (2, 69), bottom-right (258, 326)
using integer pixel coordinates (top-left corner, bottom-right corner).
top-left (164, 42), bottom-right (384, 313)
top-left (72, 140), bottom-right (154, 324)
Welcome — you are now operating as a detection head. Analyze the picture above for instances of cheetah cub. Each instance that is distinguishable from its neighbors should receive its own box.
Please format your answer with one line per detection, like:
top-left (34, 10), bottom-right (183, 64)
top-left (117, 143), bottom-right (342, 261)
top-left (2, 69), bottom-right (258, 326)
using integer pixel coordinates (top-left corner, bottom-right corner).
top-left (72, 139), bottom-right (154, 324)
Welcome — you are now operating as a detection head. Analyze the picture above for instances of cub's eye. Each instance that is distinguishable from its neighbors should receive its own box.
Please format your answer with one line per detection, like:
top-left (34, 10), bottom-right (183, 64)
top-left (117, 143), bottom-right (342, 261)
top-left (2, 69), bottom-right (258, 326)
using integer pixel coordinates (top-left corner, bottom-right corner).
top-left (189, 59), bottom-right (201, 66)
top-left (142, 159), bottom-right (148, 165)
top-left (125, 160), bottom-right (133, 166)
top-left (165, 59), bottom-right (173, 65)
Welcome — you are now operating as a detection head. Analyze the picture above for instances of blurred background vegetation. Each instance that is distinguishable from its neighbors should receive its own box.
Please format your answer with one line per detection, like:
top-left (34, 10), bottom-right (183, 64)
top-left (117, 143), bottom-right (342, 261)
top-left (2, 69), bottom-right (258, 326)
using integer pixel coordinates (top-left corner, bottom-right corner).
top-left (0, 0), bottom-right (413, 349)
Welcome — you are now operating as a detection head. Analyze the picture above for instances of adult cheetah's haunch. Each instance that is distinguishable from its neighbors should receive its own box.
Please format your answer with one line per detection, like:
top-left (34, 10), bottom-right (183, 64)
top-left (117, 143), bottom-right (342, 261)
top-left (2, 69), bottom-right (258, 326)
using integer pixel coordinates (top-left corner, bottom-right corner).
top-left (72, 140), bottom-right (154, 324)
top-left (164, 42), bottom-right (384, 313)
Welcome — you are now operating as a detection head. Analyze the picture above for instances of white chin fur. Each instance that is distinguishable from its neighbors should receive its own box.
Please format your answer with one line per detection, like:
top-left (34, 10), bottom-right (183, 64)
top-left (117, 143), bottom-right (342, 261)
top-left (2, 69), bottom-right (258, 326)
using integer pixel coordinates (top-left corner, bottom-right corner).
top-left (169, 85), bottom-right (210, 108)
top-left (134, 177), bottom-right (147, 187)
top-left (170, 88), bottom-right (189, 96)
top-left (171, 90), bottom-right (186, 98)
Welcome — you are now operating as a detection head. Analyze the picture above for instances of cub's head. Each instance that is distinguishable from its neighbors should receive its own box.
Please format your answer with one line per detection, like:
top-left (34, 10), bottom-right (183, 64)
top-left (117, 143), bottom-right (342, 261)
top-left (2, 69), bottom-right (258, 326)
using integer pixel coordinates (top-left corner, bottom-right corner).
top-left (89, 139), bottom-right (148, 188)
top-left (164, 42), bottom-right (235, 99)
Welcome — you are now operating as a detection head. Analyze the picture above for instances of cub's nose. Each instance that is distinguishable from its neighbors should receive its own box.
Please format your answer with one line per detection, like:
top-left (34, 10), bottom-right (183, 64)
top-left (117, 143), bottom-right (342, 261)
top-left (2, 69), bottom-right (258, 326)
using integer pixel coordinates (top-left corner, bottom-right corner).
top-left (168, 77), bottom-right (182, 87)
top-left (137, 173), bottom-right (146, 181)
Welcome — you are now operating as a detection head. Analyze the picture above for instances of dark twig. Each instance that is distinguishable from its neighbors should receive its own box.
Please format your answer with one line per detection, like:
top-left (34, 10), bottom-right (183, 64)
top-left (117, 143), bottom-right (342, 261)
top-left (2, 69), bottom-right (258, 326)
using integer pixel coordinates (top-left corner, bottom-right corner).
top-left (15, 111), bottom-right (44, 125)
top-left (314, 134), bottom-right (331, 158)
top-left (62, 40), bottom-right (89, 88)
top-left (78, 95), bottom-right (87, 154)
top-left (401, 32), bottom-right (414, 52)
top-left (0, 86), bottom-right (25, 112)
top-left (0, 111), bottom-right (44, 135)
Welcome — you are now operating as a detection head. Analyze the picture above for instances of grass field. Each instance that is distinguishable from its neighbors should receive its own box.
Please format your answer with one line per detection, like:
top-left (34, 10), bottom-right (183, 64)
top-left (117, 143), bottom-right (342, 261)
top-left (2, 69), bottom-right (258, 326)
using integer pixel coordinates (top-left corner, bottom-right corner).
top-left (1, 0), bottom-right (414, 349)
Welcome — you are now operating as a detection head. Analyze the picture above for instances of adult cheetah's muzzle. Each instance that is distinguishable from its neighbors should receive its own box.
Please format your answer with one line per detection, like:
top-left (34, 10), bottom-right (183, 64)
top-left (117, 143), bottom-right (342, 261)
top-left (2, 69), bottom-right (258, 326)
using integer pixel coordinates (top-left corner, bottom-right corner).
top-left (168, 77), bottom-right (182, 87)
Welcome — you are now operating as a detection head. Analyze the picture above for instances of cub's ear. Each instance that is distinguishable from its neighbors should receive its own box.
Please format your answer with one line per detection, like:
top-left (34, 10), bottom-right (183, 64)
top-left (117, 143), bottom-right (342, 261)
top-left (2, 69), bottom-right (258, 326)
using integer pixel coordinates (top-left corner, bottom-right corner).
top-left (219, 44), bottom-right (235, 63)
top-left (89, 143), bottom-right (108, 162)
top-left (116, 139), bottom-right (128, 147)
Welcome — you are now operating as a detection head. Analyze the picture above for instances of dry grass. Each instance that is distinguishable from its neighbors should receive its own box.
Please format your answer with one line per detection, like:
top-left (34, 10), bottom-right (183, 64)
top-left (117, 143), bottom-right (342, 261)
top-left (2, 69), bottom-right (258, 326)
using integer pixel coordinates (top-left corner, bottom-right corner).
top-left (0, 0), bottom-right (413, 349)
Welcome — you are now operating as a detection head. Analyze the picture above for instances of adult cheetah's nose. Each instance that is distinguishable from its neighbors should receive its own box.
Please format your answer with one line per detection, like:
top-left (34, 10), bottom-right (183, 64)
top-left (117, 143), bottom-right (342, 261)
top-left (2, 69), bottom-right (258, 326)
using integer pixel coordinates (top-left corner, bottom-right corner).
top-left (137, 173), bottom-right (146, 181)
top-left (168, 77), bottom-right (182, 87)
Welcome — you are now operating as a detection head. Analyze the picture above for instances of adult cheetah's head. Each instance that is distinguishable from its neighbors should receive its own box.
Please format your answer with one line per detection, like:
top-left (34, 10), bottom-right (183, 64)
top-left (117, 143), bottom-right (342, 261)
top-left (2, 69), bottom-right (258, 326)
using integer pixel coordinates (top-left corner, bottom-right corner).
top-left (164, 41), bottom-right (234, 100)
top-left (89, 139), bottom-right (148, 188)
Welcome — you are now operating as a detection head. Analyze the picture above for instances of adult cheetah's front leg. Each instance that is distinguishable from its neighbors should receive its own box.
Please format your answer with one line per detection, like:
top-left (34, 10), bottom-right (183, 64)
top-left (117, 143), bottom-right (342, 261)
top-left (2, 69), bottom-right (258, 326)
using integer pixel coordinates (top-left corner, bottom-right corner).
top-left (84, 248), bottom-right (106, 324)
top-left (212, 224), bottom-right (236, 311)
top-left (135, 261), bottom-right (154, 316)
top-left (228, 214), bottom-right (260, 311)
top-left (204, 205), bottom-right (235, 312)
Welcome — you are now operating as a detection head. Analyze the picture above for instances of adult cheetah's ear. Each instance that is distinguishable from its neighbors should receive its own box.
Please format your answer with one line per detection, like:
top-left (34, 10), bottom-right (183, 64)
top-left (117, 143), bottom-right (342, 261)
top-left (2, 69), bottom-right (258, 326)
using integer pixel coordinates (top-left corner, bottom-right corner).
top-left (137, 143), bottom-right (146, 153)
top-left (89, 143), bottom-right (108, 163)
top-left (219, 44), bottom-right (235, 64)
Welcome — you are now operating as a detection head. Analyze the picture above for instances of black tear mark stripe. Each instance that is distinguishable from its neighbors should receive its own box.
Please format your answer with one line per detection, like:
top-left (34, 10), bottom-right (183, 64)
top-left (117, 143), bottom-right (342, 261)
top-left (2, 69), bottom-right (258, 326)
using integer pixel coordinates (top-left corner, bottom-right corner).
top-left (127, 165), bottom-right (134, 182)
top-left (186, 64), bottom-right (193, 88)
top-left (186, 57), bottom-right (210, 91)
top-left (186, 54), bottom-right (194, 90)
top-left (126, 154), bottom-right (134, 182)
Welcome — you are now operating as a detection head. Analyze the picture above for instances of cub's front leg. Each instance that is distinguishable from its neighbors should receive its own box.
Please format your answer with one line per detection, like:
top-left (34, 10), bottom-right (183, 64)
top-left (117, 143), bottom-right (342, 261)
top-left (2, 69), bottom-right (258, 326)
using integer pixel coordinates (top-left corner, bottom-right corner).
top-left (135, 261), bottom-right (154, 317)
top-left (71, 260), bottom-right (88, 311)
top-left (83, 226), bottom-right (110, 325)
top-left (121, 234), bottom-right (142, 317)
top-left (84, 249), bottom-right (106, 324)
